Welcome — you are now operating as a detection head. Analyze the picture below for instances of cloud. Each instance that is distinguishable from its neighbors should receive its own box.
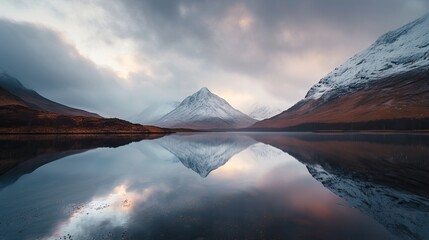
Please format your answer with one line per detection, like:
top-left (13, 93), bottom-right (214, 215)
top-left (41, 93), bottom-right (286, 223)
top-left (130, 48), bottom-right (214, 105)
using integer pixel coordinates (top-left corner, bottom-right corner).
top-left (0, 0), bottom-right (428, 117)
top-left (102, 0), bottom-right (429, 108)
top-left (0, 19), bottom-right (156, 118)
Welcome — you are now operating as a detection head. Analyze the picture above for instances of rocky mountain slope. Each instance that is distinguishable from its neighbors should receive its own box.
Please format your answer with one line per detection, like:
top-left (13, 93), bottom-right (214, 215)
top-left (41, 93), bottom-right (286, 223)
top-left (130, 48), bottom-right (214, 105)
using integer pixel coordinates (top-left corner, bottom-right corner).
top-left (252, 14), bottom-right (429, 131)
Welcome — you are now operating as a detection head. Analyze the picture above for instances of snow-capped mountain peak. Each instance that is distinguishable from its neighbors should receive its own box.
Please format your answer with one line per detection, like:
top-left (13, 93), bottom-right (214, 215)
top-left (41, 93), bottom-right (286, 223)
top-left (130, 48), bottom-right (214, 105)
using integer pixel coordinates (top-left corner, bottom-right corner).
top-left (198, 86), bottom-right (210, 94)
top-left (155, 87), bottom-right (256, 129)
top-left (178, 87), bottom-right (222, 107)
top-left (306, 13), bottom-right (429, 100)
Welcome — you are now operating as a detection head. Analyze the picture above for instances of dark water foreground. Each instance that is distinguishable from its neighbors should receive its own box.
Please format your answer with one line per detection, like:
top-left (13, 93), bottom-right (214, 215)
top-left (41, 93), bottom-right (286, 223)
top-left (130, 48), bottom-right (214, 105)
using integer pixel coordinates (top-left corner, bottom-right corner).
top-left (0, 133), bottom-right (428, 240)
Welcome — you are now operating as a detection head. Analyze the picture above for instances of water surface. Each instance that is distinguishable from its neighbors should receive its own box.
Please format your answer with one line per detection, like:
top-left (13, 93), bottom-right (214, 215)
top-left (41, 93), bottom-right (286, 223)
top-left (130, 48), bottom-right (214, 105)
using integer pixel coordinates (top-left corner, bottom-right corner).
top-left (0, 133), bottom-right (428, 240)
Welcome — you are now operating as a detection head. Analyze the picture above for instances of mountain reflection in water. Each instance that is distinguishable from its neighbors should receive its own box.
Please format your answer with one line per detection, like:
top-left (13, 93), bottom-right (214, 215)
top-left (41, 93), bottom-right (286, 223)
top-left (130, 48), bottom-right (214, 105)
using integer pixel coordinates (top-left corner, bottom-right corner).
top-left (158, 133), bottom-right (256, 177)
top-left (251, 133), bottom-right (429, 240)
top-left (0, 133), bottom-right (427, 240)
top-left (0, 134), bottom-right (165, 189)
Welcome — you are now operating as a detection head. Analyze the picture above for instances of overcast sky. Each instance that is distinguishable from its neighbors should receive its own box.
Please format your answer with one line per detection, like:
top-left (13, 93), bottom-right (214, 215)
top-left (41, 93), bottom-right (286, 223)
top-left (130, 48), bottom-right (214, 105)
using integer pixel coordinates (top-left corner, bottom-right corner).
top-left (0, 0), bottom-right (428, 118)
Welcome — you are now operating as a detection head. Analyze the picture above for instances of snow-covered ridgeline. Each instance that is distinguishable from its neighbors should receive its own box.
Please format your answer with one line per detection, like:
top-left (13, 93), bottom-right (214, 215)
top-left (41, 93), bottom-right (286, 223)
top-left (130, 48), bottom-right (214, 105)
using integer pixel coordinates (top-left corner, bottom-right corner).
top-left (306, 13), bottom-right (429, 100)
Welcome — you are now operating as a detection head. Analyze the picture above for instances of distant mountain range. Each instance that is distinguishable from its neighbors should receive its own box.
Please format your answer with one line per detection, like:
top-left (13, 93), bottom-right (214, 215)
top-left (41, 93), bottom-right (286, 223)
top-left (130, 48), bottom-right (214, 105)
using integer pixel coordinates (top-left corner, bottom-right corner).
top-left (0, 72), bottom-right (168, 134)
top-left (130, 101), bottom-right (180, 124)
top-left (155, 87), bottom-right (257, 129)
top-left (246, 104), bottom-right (283, 121)
top-left (2, 14), bottom-right (429, 132)
top-left (252, 13), bottom-right (429, 131)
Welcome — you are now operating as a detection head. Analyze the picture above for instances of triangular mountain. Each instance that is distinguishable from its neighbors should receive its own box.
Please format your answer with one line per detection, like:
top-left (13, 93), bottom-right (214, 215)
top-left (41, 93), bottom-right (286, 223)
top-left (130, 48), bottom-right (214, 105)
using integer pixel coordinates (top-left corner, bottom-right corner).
top-left (0, 71), bottom-right (101, 118)
top-left (252, 13), bottom-right (429, 131)
top-left (155, 87), bottom-right (257, 129)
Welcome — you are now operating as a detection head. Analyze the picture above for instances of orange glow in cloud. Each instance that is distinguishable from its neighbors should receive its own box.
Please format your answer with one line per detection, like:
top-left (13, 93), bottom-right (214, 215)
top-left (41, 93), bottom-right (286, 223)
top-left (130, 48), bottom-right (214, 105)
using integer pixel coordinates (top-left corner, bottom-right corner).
top-left (238, 16), bottom-right (254, 30)
top-left (223, 4), bottom-right (255, 31)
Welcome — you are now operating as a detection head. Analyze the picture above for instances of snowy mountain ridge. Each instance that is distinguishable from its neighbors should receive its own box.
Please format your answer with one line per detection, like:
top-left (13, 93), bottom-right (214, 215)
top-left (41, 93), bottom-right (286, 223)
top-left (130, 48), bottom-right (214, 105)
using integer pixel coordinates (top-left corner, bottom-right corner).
top-left (306, 13), bottom-right (429, 100)
top-left (156, 87), bottom-right (256, 129)
top-left (247, 104), bottom-right (283, 121)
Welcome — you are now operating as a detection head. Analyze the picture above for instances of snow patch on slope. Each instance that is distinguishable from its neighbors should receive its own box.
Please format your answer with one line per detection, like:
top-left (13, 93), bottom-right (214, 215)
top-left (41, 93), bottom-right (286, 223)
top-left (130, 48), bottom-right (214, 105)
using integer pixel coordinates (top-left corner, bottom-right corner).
top-left (306, 13), bottom-right (429, 100)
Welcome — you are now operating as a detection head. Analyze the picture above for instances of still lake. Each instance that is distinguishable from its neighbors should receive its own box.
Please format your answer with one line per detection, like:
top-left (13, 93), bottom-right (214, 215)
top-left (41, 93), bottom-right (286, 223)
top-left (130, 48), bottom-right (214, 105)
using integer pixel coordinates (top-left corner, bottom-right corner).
top-left (0, 133), bottom-right (428, 240)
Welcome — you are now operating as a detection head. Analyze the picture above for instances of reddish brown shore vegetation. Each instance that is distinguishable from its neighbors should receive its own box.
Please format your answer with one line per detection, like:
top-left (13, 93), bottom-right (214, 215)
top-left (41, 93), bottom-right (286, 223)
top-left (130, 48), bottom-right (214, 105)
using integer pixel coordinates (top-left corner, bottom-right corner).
top-left (0, 86), bottom-right (170, 134)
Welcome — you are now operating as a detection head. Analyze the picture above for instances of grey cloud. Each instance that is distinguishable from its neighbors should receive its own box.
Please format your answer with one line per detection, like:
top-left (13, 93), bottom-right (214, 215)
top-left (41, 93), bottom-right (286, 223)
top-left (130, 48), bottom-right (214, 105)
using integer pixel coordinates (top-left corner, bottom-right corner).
top-left (1, 1), bottom-right (428, 117)
top-left (0, 19), bottom-right (132, 117)
top-left (0, 16), bottom-right (224, 119)
top-left (112, 0), bottom-right (428, 62)
top-left (108, 0), bottom-right (429, 101)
